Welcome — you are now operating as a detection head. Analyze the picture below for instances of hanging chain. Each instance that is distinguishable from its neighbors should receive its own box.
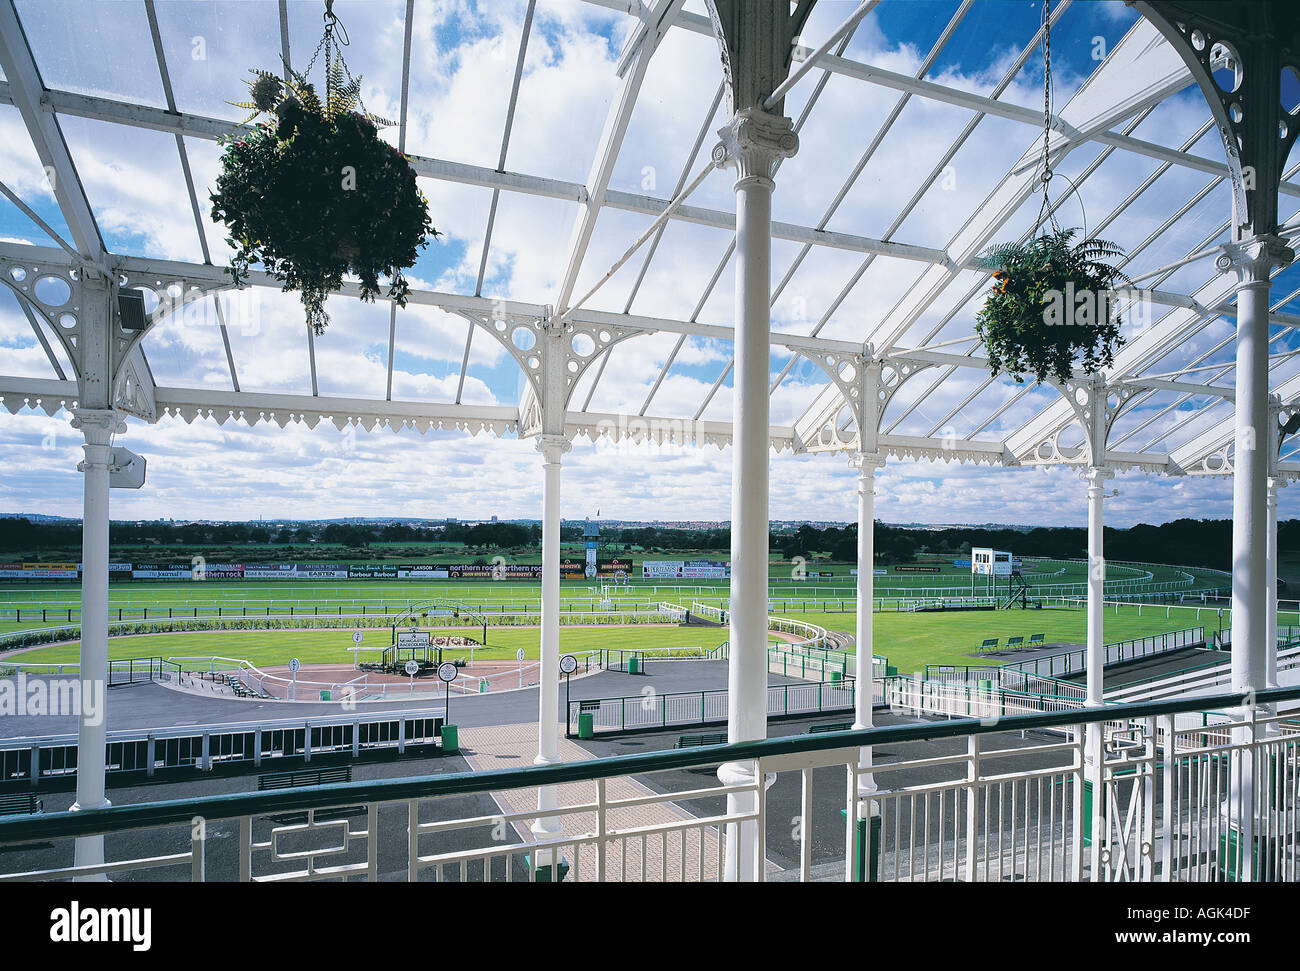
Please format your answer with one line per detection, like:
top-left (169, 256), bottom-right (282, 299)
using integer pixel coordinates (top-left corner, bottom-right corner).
top-left (297, 0), bottom-right (371, 118)
top-left (1035, 0), bottom-right (1057, 234)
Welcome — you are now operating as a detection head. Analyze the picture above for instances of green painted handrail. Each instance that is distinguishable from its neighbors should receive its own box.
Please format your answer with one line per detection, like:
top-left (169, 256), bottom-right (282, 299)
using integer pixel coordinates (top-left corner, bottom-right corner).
top-left (4, 682), bottom-right (1299, 845)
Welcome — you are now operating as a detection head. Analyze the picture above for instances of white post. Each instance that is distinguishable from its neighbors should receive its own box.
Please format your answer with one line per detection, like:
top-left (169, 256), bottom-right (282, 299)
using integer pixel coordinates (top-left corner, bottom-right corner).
top-left (1219, 238), bottom-right (1291, 696)
top-left (69, 408), bottom-right (124, 880)
top-left (1084, 467), bottom-right (1110, 707)
top-left (530, 432), bottom-right (570, 874)
top-left (714, 108), bottom-right (797, 882)
top-left (1265, 476), bottom-right (1279, 692)
top-left (853, 454), bottom-right (882, 793)
top-left (1081, 377), bottom-right (1112, 858)
top-left (1217, 235), bottom-right (1293, 881)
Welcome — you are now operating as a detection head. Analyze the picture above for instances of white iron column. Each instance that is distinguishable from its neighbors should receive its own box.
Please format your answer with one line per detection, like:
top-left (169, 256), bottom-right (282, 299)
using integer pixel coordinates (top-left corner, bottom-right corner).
top-left (1084, 467), bottom-right (1111, 708)
top-left (530, 432), bottom-right (570, 868)
top-left (852, 454), bottom-right (883, 783)
top-left (1082, 465), bottom-right (1111, 856)
top-left (715, 108), bottom-right (797, 882)
top-left (69, 408), bottom-right (124, 879)
top-left (1217, 236), bottom-right (1292, 881)
top-left (1265, 476), bottom-right (1280, 691)
top-left (1218, 238), bottom-right (1292, 696)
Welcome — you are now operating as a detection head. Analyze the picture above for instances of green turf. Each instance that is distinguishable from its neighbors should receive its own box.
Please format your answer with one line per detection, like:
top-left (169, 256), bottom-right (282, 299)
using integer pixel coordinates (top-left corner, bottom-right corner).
top-left (0, 557), bottom-right (1227, 617)
top-left (770, 603), bottom-right (1231, 673)
top-left (3, 624), bottom-right (727, 668)
top-left (5, 599), bottom-right (1256, 677)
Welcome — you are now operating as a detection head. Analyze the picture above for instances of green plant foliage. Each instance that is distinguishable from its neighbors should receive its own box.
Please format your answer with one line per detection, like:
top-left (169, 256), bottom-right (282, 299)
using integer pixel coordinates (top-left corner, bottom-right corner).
top-left (210, 66), bottom-right (436, 334)
top-left (974, 228), bottom-right (1128, 385)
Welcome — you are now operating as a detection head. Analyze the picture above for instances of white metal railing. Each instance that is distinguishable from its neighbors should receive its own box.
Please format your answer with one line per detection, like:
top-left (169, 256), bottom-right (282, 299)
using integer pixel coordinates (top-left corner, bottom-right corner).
top-left (883, 677), bottom-right (1085, 724)
top-left (0, 707), bottom-right (447, 783)
top-left (169, 651), bottom-right (607, 701)
top-left (1004, 627), bottom-right (1207, 679)
top-left (1107, 641), bottom-right (1300, 704)
top-left (4, 683), bottom-right (1297, 882)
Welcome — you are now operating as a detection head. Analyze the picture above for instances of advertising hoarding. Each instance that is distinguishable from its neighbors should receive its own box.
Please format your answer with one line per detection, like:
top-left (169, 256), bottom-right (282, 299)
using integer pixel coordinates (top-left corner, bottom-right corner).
top-left (640, 559), bottom-right (729, 579)
top-left (243, 564), bottom-right (300, 579)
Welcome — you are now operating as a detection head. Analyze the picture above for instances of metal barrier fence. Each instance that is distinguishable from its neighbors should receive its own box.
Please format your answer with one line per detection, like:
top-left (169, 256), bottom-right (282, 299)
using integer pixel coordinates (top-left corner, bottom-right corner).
top-left (108, 656), bottom-right (180, 686)
top-left (0, 708), bottom-right (446, 786)
top-left (920, 664), bottom-right (1086, 702)
top-left (773, 641), bottom-right (890, 681)
top-left (1106, 639), bottom-right (1300, 705)
top-left (883, 676), bottom-right (1087, 724)
top-left (1002, 627), bottom-right (1206, 679)
top-left (566, 679), bottom-right (857, 736)
top-left (768, 648), bottom-right (847, 682)
top-left (2, 683), bottom-right (1297, 883)
top-left (0, 603), bottom-right (684, 625)
top-left (1215, 624), bottom-right (1300, 648)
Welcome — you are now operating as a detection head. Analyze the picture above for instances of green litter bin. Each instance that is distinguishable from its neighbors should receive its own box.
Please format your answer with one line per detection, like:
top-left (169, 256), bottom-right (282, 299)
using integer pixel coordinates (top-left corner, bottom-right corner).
top-left (524, 854), bottom-right (570, 882)
top-left (839, 810), bottom-right (882, 882)
top-left (441, 724), bottom-right (459, 754)
top-left (478, 679), bottom-right (490, 693)
top-left (578, 711), bottom-right (594, 739)
top-left (830, 670), bottom-right (842, 683)
top-left (319, 690), bottom-right (331, 701)
top-left (627, 656), bottom-right (640, 675)
top-left (978, 678), bottom-right (993, 692)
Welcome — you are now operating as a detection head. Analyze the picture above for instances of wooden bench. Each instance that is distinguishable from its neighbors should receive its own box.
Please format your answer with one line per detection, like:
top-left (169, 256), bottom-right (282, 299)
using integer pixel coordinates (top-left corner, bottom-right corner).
top-left (675, 731), bottom-right (728, 749)
top-left (257, 765), bottom-right (353, 791)
top-left (807, 722), bottom-right (852, 734)
top-left (1005, 635), bottom-right (1024, 649)
top-left (578, 700), bottom-right (601, 712)
top-left (976, 638), bottom-right (999, 654)
top-left (1028, 633), bottom-right (1045, 646)
top-left (0, 793), bottom-right (42, 816)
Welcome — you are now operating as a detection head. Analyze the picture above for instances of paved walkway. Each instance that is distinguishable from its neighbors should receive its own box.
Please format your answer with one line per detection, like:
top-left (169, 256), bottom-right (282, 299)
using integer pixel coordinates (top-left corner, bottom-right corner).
top-left (459, 720), bottom-right (780, 881)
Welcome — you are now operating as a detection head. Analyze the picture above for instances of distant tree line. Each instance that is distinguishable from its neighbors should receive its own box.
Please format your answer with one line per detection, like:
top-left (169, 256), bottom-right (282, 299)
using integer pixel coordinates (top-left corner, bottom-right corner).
top-left (0, 516), bottom-right (1293, 573)
top-left (777, 519), bottom-right (1300, 572)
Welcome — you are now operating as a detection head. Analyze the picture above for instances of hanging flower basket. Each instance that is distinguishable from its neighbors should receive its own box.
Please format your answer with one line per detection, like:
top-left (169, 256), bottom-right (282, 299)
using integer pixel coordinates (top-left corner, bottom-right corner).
top-left (973, 228), bottom-right (1129, 385)
top-left (210, 64), bottom-right (437, 335)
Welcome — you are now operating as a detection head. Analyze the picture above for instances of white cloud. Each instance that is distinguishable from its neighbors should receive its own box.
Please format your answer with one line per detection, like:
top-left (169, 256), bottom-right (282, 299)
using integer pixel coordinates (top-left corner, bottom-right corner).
top-left (1, 2), bottom-right (1293, 531)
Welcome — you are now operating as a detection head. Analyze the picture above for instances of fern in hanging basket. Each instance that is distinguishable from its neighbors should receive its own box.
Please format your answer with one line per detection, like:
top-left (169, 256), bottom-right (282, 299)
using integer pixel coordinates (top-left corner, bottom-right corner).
top-left (210, 66), bottom-right (437, 334)
top-left (973, 228), bottom-right (1129, 386)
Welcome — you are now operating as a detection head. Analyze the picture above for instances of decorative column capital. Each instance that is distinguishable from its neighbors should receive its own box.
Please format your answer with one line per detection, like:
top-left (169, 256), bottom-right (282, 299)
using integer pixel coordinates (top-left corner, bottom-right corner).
top-left (850, 451), bottom-right (886, 476)
top-left (712, 108), bottom-right (798, 189)
top-left (70, 408), bottom-right (125, 445)
top-left (1082, 465), bottom-right (1114, 492)
top-left (536, 434), bottom-right (571, 467)
top-left (1215, 234), bottom-right (1295, 284)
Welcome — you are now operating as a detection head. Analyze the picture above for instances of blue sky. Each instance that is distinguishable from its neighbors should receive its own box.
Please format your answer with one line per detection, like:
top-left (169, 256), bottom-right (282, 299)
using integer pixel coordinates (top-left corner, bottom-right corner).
top-left (1, 0), bottom-right (1297, 527)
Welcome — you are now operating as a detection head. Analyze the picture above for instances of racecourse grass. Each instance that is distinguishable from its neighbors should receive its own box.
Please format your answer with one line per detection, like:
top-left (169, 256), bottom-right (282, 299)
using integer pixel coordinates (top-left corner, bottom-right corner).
top-left (4, 601), bottom-right (1258, 675)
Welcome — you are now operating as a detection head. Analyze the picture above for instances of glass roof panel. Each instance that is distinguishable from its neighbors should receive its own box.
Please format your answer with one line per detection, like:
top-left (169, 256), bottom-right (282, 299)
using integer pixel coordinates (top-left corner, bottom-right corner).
top-left (151, 0), bottom-right (281, 121)
top-left (16, 0), bottom-right (165, 106)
